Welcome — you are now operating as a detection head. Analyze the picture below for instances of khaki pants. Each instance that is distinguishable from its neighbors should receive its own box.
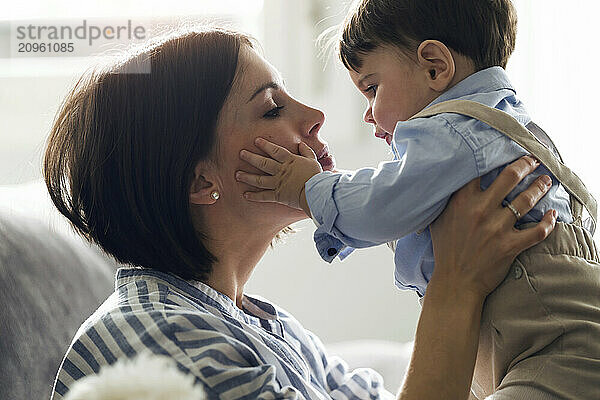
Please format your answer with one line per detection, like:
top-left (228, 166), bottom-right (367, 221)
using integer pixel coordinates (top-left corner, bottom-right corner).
top-left (471, 222), bottom-right (600, 399)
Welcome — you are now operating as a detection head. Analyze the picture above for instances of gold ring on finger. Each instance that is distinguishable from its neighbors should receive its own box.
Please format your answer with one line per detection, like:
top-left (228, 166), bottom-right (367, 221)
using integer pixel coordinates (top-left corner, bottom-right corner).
top-left (503, 200), bottom-right (522, 221)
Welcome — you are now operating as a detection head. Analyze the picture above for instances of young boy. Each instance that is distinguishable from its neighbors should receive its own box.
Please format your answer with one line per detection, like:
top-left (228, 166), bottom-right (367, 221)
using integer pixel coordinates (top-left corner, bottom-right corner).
top-left (236, 0), bottom-right (600, 398)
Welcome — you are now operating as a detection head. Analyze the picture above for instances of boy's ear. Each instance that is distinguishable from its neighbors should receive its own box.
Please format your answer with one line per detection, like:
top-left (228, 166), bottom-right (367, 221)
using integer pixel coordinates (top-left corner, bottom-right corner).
top-left (417, 40), bottom-right (456, 92)
top-left (190, 162), bottom-right (220, 206)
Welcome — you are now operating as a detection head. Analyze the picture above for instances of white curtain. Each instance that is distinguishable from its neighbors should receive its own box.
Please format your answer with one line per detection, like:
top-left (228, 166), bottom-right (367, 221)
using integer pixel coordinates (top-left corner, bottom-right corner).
top-left (507, 0), bottom-right (600, 204)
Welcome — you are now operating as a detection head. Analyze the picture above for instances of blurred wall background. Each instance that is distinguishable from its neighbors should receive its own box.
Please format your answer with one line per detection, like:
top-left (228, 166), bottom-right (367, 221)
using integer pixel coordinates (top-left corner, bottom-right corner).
top-left (1, 0), bottom-right (598, 344)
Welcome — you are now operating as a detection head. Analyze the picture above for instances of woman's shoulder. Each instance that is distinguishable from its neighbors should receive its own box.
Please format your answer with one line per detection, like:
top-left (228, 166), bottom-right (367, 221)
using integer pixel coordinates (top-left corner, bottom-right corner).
top-left (78, 276), bottom-right (235, 339)
top-left (55, 277), bottom-right (261, 392)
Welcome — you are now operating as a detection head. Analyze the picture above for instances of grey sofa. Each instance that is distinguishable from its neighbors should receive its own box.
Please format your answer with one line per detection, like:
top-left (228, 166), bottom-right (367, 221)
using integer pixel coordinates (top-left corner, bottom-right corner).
top-left (0, 181), bottom-right (117, 399)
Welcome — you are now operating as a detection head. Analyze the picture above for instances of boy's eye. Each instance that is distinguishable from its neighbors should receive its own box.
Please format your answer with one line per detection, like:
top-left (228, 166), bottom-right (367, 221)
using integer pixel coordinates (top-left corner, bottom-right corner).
top-left (263, 105), bottom-right (284, 119)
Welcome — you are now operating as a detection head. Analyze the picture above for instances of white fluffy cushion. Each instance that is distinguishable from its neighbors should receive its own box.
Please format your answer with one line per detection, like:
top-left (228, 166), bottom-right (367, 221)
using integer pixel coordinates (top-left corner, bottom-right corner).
top-left (64, 353), bottom-right (207, 400)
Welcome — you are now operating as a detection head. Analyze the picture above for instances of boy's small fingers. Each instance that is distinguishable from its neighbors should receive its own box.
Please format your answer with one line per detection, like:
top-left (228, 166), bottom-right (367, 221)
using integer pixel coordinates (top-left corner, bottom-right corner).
top-left (240, 150), bottom-right (280, 175)
top-left (299, 142), bottom-right (317, 159)
top-left (243, 190), bottom-right (277, 203)
top-left (235, 172), bottom-right (277, 189)
top-left (255, 138), bottom-right (292, 163)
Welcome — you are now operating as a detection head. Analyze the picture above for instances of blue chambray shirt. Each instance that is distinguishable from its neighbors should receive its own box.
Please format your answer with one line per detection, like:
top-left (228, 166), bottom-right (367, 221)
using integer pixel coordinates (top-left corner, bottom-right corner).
top-left (305, 67), bottom-right (572, 297)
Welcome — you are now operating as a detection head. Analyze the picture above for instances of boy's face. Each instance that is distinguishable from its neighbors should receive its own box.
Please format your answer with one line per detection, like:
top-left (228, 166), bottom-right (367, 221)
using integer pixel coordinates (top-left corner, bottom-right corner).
top-left (349, 45), bottom-right (439, 146)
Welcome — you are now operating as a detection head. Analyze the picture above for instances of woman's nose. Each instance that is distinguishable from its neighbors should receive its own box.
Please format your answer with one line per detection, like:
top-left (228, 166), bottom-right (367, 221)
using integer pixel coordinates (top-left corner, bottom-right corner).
top-left (303, 106), bottom-right (325, 138)
top-left (363, 106), bottom-right (375, 124)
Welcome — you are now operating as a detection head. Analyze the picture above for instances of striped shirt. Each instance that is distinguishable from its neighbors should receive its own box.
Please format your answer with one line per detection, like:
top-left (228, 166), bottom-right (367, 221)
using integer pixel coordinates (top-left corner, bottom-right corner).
top-left (51, 268), bottom-right (394, 399)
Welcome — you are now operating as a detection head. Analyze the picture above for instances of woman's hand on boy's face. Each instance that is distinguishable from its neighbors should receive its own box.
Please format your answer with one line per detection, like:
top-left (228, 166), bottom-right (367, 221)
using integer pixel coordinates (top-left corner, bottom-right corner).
top-left (236, 137), bottom-right (322, 212)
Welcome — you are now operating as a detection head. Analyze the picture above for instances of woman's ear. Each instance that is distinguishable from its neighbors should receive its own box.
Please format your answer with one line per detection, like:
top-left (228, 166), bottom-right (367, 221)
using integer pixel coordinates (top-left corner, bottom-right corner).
top-left (417, 40), bottom-right (456, 92)
top-left (190, 162), bottom-right (220, 205)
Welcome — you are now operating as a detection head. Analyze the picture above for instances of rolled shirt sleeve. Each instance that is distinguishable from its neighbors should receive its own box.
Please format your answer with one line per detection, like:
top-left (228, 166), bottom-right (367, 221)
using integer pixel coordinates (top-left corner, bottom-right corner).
top-left (188, 334), bottom-right (394, 400)
top-left (305, 331), bottom-right (395, 400)
top-left (179, 311), bottom-right (394, 399)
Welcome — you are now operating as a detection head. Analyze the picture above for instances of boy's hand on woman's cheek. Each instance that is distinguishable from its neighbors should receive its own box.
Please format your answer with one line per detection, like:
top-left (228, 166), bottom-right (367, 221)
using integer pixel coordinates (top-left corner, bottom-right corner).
top-left (235, 137), bottom-right (322, 215)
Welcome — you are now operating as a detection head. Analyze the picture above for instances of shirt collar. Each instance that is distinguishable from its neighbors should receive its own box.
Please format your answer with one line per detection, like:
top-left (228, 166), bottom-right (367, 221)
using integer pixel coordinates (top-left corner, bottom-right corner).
top-left (429, 66), bottom-right (515, 107)
top-left (115, 267), bottom-right (278, 322)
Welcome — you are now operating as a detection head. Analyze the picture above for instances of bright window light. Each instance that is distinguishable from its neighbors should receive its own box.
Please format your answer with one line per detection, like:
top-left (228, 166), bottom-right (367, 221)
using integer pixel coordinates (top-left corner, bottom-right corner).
top-left (6, 0), bottom-right (264, 19)
top-left (1, 0), bottom-right (264, 77)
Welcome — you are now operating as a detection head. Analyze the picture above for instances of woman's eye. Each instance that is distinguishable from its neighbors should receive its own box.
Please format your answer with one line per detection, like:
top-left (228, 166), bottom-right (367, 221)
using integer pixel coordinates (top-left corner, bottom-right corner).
top-left (365, 85), bottom-right (377, 96)
top-left (263, 105), bottom-right (284, 119)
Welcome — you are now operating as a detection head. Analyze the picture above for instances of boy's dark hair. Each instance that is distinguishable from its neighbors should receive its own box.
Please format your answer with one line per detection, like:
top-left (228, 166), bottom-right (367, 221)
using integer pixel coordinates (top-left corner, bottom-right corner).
top-left (44, 27), bottom-right (252, 282)
top-left (339, 0), bottom-right (517, 71)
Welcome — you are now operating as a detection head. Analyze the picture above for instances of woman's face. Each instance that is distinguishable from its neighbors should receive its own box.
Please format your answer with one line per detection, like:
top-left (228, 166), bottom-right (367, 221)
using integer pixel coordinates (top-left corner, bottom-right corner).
top-left (212, 45), bottom-right (332, 228)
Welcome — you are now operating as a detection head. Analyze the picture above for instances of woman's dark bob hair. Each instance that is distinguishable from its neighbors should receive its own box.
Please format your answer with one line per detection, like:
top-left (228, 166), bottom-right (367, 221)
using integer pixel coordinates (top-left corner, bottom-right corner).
top-left (44, 27), bottom-right (253, 282)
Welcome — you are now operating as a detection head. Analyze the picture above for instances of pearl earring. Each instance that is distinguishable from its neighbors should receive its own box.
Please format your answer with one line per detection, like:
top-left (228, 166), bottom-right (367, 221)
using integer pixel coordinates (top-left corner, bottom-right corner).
top-left (210, 191), bottom-right (220, 200)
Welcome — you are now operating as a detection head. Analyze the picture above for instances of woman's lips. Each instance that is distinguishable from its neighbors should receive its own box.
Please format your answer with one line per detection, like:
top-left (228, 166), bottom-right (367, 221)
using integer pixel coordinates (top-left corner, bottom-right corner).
top-left (316, 145), bottom-right (329, 160)
top-left (375, 130), bottom-right (393, 146)
top-left (315, 145), bottom-right (335, 171)
top-left (318, 154), bottom-right (335, 171)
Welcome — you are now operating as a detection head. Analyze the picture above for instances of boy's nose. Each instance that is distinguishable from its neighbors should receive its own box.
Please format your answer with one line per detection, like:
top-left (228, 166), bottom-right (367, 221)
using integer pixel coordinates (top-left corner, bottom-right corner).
top-left (363, 107), bottom-right (375, 124)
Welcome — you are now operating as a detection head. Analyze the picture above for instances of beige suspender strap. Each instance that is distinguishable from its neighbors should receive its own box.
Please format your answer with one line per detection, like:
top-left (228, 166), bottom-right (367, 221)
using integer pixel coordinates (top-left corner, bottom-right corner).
top-left (571, 199), bottom-right (584, 226)
top-left (409, 99), bottom-right (597, 227)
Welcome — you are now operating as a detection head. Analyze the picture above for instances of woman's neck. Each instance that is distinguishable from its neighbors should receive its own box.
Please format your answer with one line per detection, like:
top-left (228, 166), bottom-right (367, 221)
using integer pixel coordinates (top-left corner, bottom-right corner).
top-left (205, 236), bottom-right (271, 309)
top-left (202, 215), bottom-right (289, 309)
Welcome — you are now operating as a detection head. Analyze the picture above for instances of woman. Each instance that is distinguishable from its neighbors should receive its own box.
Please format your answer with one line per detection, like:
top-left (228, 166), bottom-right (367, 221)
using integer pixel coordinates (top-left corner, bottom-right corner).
top-left (45, 27), bottom-right (556, 399)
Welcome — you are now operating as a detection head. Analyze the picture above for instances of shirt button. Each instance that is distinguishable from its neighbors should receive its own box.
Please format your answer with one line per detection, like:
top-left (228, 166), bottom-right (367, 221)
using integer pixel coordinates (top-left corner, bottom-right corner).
top-left (327, 248), bottom-right (337, 257)
top-left (514, 266), bottom-right (523, 280)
